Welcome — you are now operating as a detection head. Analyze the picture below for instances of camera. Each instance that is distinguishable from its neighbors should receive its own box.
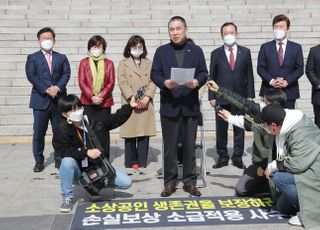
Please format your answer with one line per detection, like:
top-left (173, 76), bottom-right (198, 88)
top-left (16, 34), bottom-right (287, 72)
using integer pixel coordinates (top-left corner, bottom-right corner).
top-left (134, 86), bottom-right (145, 101)
top-left (214, 104), bottom-right (223, 113)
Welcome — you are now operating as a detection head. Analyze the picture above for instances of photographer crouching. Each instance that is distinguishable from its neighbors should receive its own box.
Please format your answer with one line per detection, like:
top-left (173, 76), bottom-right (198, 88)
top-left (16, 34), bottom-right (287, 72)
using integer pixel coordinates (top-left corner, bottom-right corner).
top-left (53, 94), bottom-right (138, 213)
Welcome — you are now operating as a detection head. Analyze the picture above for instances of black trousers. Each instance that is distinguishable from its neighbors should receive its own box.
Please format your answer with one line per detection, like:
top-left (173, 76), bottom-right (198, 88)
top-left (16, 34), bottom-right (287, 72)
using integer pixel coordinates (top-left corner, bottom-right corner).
top-left (161, 115), bottom-right (198, 186)
top-left (313, 104), bottom-right (320, 128)
top-left (84, 105), bottom-right (111, 159)
top-left (124, 136), bottom-right (149, 168)
top-left (285, 100), bottom-right (296, 109)
top-left (215, 104), bottom-right (244, 160)
top-left (235, 164), bottom-right (270, 196)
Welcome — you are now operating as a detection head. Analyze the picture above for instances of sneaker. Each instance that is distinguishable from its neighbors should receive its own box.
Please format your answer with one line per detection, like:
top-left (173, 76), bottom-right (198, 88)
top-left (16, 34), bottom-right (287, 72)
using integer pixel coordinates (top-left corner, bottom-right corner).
top-left (288, 215), bottom-right (302, 227)
top-left (131, 163), bottom-right (140, 169)
top-left (59, 197), bottom-right (73, 213)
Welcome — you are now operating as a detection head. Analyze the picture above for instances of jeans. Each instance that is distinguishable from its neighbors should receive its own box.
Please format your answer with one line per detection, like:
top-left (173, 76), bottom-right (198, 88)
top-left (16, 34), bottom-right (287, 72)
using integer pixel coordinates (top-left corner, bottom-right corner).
top-left (59, 157), bottom-right (132, 199)
top-left (273, 171), bottom-right (299, 215)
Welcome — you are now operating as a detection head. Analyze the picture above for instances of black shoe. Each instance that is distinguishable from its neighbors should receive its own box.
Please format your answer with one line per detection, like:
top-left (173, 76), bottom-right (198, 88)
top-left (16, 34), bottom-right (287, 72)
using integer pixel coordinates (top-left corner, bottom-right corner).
top-left (232, 159), bottom-right (246, 169)
top-left (212, 158), bottom-right (229, 169)
top-left (33, 162), bottom-right (44, 172)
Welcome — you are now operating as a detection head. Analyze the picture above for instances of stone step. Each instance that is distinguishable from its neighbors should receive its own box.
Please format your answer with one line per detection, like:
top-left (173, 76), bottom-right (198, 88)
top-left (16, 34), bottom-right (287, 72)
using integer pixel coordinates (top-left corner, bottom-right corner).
top-left (0, 0), bottom-right (318, 137)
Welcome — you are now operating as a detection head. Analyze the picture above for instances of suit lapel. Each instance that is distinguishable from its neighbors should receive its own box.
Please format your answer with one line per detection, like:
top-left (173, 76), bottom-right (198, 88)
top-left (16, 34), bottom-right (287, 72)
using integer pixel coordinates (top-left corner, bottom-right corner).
top-left (138, 58), bottom-right (150, 75)
top-left (282, 40), bottom-right (292, 66)
top-left (271, 40), bottom-right (282, 67)
top-left (37, 50), bottom-right (50, 73)
top-left (181, 43), bottom-right (193, 67)
top-left (38, 50), bottom-right (53, 75)
top-left (218, 46), bottom-right (231, 70)
top-left (123, 58), bottom-right (149, 77)
top-left (50, 51), bottom-right (56, 76)
top-left (233, 45), bottom-right (243, 71)
top-left (168, 44), bottom-right (179, 67)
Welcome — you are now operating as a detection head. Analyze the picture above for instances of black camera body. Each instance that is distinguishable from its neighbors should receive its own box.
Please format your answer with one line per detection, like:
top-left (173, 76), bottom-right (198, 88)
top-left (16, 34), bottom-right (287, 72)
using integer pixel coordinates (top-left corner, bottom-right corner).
top-left (214, 104), bottom-right (223, 113)
top-left (134, 86), bottom-right (145, 100)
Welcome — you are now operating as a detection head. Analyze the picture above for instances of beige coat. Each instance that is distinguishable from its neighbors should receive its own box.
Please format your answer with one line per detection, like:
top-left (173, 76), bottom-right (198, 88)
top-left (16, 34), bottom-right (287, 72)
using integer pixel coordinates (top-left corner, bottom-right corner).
top-left (117, 57), bottom-right (156, 138)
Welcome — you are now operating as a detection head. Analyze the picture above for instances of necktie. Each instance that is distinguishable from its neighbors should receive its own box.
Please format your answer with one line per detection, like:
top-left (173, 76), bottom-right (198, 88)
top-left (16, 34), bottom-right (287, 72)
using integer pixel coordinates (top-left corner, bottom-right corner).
top-left (278, 42), bottom-right (284, 66)
top-left (229, 47), bottom-right (235, 71)
top-left (45, 52), bottom-right (52, 73)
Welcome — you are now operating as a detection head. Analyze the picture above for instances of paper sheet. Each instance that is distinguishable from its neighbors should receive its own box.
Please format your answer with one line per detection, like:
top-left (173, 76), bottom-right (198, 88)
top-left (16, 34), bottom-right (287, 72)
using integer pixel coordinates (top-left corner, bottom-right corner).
top-left (170, 68), bottom-right (195, 85)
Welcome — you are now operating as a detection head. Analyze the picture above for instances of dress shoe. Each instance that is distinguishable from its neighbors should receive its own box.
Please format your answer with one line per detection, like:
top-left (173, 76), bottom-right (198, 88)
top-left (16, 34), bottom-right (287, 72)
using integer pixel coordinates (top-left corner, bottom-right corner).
top-left (232, 159), bottom-right (246, 169)
top-left (160, 184), bottom-right (176, 197)
top-left (183, 184), bottom-right (201, 197)
top-left (212, 158), bottom-right (228, 169)
top-left (33, 162), bottom-right (44, 172)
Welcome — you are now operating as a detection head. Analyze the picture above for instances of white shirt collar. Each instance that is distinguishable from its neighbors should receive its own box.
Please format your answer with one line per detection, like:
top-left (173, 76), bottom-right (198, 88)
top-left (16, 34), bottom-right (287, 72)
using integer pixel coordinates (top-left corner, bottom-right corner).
top-left (224, 43), bottom-right (237, 51)
top-left (276, 37), bottom-right (288, 46)
top-left (41, 49), bottom-right (53, 56)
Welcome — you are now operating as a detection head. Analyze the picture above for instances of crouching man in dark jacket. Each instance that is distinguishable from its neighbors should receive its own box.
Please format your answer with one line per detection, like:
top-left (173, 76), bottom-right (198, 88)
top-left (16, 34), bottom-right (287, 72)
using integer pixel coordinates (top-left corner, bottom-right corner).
top-left (53, 94), bottom-right (137, 213)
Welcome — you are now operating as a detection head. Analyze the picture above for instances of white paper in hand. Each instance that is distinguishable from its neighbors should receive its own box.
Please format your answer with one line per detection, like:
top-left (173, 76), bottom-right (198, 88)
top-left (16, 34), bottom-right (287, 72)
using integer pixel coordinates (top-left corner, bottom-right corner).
top-left (170, 68), bottom-right (195, 85)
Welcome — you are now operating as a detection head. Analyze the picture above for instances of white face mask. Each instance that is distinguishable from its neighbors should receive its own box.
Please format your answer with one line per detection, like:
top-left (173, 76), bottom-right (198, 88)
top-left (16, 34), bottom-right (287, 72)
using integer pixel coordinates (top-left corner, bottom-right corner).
top-left (90, 49), bottom-right (103, 58)
top-left (68, 109), bottom-right (84, 122)
top-left (40, 40), bottom-right (54, 50)
top-left (223, 34), bottom-right (236, 46)
top-left (274, 29), bottom-right (286, 40)
top-left (130, 49), bottom-right (143, 58)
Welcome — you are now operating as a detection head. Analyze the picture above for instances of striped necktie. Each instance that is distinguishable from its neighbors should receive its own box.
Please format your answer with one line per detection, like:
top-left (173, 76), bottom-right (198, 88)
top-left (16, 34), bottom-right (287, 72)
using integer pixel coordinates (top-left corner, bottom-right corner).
top-left (278, 42), bottom-right (284, 66)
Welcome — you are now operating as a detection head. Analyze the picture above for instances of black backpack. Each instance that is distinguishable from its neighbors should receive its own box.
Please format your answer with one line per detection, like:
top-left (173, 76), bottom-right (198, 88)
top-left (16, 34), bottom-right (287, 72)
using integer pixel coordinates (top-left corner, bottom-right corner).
top-left (78, 116), bottom-right (116, 195)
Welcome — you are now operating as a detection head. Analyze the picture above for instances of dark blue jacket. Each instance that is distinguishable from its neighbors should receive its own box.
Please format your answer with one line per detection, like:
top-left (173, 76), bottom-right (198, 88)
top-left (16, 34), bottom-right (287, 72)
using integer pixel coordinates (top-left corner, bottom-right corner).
top-left (151, 42), bottom-right (208, 117)
top-left (306, 45), bottom-right (320, 106)
top-left (208, 45), bottom-right (255, 104)
top-left (25, 50), bottom-right (71, 110)
top-left (257, 40), bottom-right (304, 100)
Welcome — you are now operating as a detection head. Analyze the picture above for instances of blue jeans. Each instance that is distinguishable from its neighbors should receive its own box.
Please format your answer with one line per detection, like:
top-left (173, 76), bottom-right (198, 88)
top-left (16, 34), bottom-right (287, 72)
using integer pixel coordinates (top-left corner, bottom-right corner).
top-left (59, 157), bottom-right (132, 199)
top-left (273, 171), bottom-right (299, 215)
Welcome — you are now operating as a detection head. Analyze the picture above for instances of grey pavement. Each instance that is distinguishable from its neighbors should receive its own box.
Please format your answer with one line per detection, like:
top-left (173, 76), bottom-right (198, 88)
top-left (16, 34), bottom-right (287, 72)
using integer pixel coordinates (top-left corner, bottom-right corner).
top-left (0, 136), bottom-right (302, 230)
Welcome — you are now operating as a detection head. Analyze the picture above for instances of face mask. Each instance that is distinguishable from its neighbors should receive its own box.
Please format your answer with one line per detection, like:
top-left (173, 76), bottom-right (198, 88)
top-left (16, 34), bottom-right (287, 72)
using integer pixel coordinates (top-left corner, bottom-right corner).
top-left (274, 29), bottom-right (286, 40)
top-left (90, 49), bottom-right (103, 58)
top-left (40, 40), bottom-right (54, 50)
top-left (131, 49), bottom-right (143, 58)
top-left (223, 34), bottom-right (236, 46)
top-left (68, 109), bottom-right (84, 122)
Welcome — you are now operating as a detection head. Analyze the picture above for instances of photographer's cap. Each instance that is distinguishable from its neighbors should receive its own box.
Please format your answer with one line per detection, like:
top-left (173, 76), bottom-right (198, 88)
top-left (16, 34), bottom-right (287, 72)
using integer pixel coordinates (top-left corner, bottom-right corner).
top-left (254, 103), bottom-right (285, 124)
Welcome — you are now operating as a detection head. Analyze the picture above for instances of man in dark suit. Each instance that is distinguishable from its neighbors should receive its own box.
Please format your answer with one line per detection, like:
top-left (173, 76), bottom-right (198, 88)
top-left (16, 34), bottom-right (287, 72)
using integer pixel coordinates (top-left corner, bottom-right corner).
top-left (306, 44), bottom-right (320, 128)
top-left (208, 22), bottom-right (255, 169)
top-left (257, 14), bottom-right (304, 109)
top-left (25, 27), bottom-right (71, 172)
top-left (151, 16), bottom-right (207, 197)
